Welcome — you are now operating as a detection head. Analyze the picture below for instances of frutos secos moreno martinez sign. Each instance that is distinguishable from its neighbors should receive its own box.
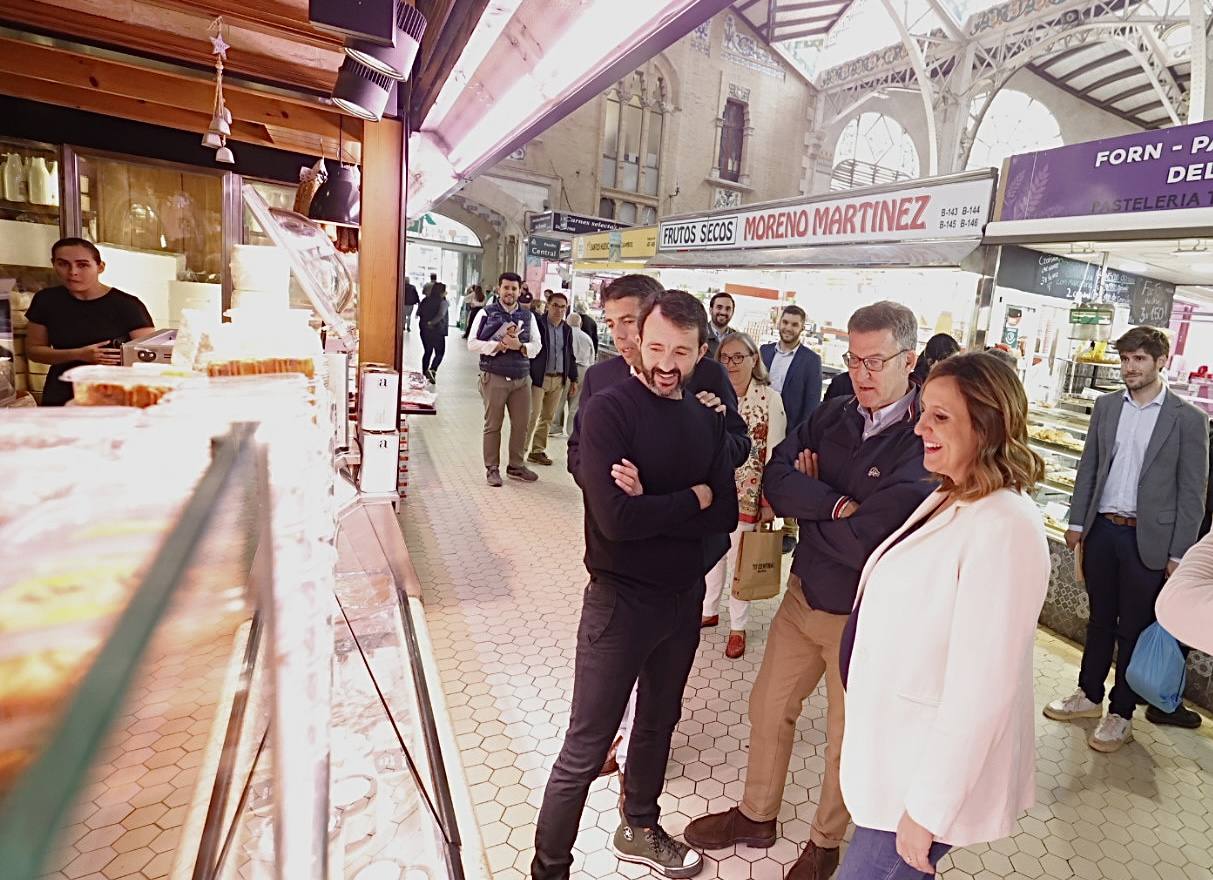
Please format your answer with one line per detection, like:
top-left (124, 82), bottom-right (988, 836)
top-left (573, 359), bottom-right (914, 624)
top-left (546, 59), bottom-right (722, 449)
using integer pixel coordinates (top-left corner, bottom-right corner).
top-left (658, 176), bottom-right (996, 252)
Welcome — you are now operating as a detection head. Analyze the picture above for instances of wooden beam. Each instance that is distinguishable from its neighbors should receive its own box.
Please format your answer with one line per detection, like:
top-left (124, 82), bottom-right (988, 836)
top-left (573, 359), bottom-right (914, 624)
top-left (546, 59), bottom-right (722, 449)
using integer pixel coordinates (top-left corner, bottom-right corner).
top-left (0, 37), bottom-right (354, 150)
top-left (0, 0), bottom-right (337, 93)
top-left (1026, 62), bottom-right (1149, 129)
top-left (1103, 81), bottom-right (1156, 105)
top-left (1083, 68), bottom-right (1144, 95)
top-left (359, 117), bottom-right (404, 371)
top-left (1064, 49), bottom-right (1132, 81)
top-left (773, 13), bottom-right (840, 30)
top-left (138, 0), bottom-right (343, 50)
top-left (776, 0), bottom-right (848, 11)
top-left (0, 71), bottom-right (285, 147)
top-left (409, 0), bottom-right (467, 126)
top-left (1035, 43), bottom-right (1099, 73)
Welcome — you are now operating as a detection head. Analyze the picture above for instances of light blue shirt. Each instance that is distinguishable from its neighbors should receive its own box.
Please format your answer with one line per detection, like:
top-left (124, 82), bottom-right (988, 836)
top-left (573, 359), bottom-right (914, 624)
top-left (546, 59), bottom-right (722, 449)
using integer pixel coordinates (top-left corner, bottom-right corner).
top-left (544, 320), bottom-right (566, 375)
top-left (859, 385), bottom-right (917, 441)
top-left (769, 345), bottom-right (797, 394)
top-left (1097, 384), bottom-right (1168, 518)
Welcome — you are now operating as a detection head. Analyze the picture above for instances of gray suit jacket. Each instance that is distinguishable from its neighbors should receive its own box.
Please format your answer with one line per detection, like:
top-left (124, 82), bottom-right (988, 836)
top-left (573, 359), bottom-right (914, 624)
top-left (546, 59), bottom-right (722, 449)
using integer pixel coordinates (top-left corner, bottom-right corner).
top-left (1069, 388), bottom-right (1209, 569)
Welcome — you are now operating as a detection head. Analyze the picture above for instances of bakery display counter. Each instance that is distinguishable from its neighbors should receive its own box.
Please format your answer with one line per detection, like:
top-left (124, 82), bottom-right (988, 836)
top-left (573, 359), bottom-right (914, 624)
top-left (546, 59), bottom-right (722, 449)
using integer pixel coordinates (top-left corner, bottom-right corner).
top-left (1027, 403), bottom-right (1089, 539)
top-left (0, 378), bottom-right (485, 879)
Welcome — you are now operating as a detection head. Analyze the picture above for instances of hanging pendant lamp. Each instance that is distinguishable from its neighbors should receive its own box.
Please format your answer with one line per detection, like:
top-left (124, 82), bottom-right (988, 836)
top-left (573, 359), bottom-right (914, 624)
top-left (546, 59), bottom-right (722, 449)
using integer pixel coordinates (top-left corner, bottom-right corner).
top-left (309, 117), bottom-right (361, 227)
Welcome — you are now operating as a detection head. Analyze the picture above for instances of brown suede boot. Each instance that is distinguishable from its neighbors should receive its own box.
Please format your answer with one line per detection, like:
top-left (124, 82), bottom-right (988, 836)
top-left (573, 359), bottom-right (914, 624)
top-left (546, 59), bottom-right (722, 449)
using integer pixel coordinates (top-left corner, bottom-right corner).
top-left (683, 806), bottom-right (777, 850)
top-left (785, 841), bottom-right (840, 880)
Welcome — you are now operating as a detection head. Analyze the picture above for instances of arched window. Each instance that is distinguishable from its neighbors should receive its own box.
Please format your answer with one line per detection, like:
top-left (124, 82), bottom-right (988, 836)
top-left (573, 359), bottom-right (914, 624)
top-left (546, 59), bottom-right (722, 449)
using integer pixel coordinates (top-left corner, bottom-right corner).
top-left (831, 112), bottom-right (920, 191)
top-left (599, 63), bottom-right (669, 220)
top-left (719, 100), bottom-right (746, 183)
top-left (965, 89), bottom-right (1062, 171)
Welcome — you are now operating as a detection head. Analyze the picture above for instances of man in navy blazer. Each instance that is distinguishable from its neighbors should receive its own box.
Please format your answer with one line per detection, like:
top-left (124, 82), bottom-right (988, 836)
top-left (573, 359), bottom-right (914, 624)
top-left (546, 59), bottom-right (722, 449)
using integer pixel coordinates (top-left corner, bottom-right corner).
top-left (761, 305), bottom-right (823, 555)
top-left (760, 305), bottom-right (823, 432)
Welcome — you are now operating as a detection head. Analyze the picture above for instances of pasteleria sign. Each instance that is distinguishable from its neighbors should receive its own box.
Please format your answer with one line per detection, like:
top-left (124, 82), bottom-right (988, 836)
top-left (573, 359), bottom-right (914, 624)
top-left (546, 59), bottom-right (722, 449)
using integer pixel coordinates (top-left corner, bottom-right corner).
top-left (657, 176), bottom-right (995, 252)
top-left (1000, 120), bottom-right (1213, 221)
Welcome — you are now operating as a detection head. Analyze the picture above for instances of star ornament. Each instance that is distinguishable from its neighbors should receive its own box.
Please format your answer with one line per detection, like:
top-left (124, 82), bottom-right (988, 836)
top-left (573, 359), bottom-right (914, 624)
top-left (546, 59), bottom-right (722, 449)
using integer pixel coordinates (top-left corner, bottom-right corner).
top-left (210, 33), bottom-right (229, 58)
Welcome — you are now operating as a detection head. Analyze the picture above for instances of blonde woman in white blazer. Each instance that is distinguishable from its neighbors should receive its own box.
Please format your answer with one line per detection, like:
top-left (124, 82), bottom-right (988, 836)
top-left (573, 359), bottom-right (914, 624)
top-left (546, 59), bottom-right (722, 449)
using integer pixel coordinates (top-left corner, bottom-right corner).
top-left (836, 353), bottom-right (1050, 879)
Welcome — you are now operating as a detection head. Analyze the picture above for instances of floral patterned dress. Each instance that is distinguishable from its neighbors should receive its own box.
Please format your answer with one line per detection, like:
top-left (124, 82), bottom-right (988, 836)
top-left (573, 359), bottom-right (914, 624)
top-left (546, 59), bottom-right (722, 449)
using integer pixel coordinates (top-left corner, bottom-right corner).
top-left (735, 381), bottom-right (787, 524)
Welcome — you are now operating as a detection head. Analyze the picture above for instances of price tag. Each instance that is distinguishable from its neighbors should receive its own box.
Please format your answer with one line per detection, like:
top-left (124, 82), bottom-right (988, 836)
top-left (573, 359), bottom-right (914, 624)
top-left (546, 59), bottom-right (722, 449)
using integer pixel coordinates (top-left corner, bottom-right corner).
top-left (1045, 501), bottom-right (1070, 522)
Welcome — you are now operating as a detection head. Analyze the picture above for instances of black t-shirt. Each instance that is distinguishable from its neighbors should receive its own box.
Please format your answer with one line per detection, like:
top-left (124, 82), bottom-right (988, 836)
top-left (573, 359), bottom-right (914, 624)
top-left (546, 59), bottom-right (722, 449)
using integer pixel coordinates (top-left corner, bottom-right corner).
top-left (25, 285), bottom-right (154, 406)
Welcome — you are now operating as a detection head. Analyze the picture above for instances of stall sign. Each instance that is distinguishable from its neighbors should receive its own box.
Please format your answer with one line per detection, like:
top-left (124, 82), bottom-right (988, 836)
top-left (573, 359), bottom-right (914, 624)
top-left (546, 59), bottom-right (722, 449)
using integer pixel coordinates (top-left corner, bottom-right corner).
top-left (657, 177), bottom-right (994, 252)
top-left (997, 246), bottom-right (1176, 326)
top-left (574, 226), bottom-right (659, 262)
top-left (528, 236), bottom-right (563, 260)
top-left (1000, 120), bottom-right (1213, 221)
top-left (528, 212), bottom-right (625, 235)
top-left (1068, 307), bottom-right (1113, 326)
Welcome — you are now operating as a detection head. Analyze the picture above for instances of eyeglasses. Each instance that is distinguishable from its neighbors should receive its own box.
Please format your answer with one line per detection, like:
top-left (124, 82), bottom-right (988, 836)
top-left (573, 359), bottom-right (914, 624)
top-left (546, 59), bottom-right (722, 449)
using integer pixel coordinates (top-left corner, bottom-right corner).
top-left (842, 349), bottom-right (909, 372)
top-left (720, 353), bottom-right (754, 366)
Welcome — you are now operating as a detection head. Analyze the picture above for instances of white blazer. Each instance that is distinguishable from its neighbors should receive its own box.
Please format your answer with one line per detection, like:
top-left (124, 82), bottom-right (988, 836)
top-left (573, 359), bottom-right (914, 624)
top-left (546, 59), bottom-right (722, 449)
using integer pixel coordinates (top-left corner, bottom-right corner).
top-left (839, 487), bottom-right (1049, 847)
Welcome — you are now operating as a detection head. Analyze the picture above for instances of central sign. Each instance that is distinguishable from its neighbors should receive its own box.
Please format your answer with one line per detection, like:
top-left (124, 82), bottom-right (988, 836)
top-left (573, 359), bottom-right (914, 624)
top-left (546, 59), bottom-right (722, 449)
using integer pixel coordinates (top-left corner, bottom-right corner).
top-left (657, 177), bottom-right (995, 252)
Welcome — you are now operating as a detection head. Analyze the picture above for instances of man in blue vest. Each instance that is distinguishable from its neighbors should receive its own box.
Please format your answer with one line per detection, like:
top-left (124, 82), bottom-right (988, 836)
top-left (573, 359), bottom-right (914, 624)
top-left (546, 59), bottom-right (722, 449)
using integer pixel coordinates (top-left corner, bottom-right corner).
top-left (761, 305), bottom-right (823, 554)
top-left (468, 272), bottom-right (544, 487)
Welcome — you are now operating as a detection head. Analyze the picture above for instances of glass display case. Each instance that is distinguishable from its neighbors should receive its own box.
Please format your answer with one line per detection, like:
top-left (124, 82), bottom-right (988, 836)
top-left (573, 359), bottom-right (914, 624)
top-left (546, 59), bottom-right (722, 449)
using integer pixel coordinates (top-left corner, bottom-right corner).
top-left (0, 380), bottom-right (481, 879)
top-left (1027, 403), bottom-right (1090, 540)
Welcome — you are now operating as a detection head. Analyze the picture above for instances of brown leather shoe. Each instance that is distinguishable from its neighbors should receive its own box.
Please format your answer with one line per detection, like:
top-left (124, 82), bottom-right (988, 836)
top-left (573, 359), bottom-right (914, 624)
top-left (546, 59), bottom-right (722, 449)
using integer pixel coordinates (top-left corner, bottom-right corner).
top-left (598, 736), bottom-right (621, 777)
top-left (684, 807), bottom-right (777, 850)
top-left (725, 631), bottom-right (746, 658)
top-left (785, 841), bottom-right (840, 880)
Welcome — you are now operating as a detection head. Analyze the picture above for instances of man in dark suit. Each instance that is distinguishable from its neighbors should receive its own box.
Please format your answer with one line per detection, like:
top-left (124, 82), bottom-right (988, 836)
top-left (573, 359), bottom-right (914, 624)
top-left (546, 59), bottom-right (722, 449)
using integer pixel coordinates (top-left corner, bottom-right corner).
top-left (1045, 326), bottom-right (1209, 747)
top-left (761, 305), bottom-right (823, 555)
top-left (527, 292), bottom-right (578, 467)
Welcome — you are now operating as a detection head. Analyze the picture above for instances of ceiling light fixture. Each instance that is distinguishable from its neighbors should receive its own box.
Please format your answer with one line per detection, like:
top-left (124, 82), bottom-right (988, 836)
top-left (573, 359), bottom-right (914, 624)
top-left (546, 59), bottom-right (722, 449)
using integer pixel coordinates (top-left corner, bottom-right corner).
top-left (345, 0), bottom-right (428, 80)
top-left (309, 117), bottom-right (361, 227)
top-left (332, 57), bottom-right (396, 121)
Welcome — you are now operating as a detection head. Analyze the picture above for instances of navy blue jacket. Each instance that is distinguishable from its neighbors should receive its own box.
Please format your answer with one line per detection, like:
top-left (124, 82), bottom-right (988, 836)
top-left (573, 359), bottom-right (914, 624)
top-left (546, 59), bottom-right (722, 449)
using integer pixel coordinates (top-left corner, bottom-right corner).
top-left (529, 315), bottom-right (578, 388)
top-left (761, 343), bottom-right (822, 431)
top-left (763, 391), bottom-right (932, 615)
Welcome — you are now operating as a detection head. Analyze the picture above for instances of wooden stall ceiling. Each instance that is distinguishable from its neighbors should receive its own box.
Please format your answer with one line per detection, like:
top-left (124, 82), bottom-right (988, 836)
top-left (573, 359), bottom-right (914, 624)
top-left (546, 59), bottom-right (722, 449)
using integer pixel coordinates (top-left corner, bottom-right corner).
top-left (87, 155), bottom-right (224, 279)
top-left (0, 0), bottom-right (363, 160)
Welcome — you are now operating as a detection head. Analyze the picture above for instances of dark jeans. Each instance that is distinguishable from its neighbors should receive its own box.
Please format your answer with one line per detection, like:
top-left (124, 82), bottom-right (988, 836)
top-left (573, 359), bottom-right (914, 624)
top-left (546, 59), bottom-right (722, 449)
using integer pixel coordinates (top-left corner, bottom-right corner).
top-left (1079, 516), bottom-right (1167, 718)
top-left (462, 305), bottom-right (484, 339)
top-left (531, 579), bottom-right (704, 880)
top-left (836, 827), bottom-right (951, 880)
top-left (421, 333), bottom-right (446, 374)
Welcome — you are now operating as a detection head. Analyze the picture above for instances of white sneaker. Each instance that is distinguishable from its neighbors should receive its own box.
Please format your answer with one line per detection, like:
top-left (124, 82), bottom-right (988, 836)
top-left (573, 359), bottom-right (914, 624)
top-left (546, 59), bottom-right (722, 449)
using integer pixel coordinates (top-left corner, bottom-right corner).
top-left (1088, 714), bottom-right (1133, 753)
top-left (1043, 690), bottom-right (1103, 722)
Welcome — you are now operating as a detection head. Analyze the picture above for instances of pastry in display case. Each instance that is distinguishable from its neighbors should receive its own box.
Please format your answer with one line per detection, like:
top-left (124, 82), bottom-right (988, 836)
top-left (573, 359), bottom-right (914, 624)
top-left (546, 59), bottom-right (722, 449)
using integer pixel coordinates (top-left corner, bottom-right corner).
top-left (1027, 403), bottom-right (1090, 540)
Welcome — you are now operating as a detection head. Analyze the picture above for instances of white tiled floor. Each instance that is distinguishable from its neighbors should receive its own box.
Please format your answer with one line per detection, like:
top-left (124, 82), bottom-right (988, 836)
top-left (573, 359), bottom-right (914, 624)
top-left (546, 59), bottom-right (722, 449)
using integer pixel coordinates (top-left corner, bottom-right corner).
top-left (399, 339), bottom-right (1213, 880)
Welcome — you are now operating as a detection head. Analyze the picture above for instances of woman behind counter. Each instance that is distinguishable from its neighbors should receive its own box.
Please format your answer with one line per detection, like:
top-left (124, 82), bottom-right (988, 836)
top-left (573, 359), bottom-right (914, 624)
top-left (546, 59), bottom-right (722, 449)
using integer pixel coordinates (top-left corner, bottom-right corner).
top-left (25, 238), bottom-right (155, 406)
top-left (837, 352), bottom-right (1049, 880)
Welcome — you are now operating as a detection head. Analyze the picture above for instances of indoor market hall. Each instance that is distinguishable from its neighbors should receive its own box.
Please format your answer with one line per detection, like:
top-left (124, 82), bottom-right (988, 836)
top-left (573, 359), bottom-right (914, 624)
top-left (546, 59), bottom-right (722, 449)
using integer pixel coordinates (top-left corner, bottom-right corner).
top-left (400, 342), bottom-right (1213, 880)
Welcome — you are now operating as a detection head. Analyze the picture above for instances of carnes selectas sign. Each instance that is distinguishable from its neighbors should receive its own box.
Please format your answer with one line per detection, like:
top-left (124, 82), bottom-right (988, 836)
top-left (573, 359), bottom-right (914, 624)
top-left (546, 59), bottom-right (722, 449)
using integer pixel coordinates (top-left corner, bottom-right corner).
top-left (658, 176), bottom-right (996, 252)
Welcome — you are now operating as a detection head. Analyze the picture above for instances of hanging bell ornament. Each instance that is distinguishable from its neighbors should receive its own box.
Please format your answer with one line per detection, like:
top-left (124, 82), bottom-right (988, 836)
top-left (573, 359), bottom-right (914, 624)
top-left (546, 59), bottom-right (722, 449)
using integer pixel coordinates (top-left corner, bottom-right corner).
top-left (222, 106), bottom-right (233, 125)
top-left (208, 113), bottom-right (231, 137)
top-left (215, 145), bottom-right (235, 164)
top-left (201, 131), bottom-right (224, 149)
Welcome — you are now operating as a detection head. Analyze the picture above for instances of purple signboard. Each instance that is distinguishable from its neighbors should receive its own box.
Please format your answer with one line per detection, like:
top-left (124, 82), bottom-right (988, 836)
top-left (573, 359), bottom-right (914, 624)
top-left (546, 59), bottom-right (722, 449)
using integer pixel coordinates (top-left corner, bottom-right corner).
top-left (999, 120), bottom-right (1213, 221)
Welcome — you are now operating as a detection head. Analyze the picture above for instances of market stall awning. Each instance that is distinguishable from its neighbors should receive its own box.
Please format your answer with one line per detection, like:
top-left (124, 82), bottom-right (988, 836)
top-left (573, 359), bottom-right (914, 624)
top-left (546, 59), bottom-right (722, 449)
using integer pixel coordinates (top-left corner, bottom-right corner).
top-left (407, 0), bottom-right (734, 216)
top-left (647, 237), bottom-right (987, 270)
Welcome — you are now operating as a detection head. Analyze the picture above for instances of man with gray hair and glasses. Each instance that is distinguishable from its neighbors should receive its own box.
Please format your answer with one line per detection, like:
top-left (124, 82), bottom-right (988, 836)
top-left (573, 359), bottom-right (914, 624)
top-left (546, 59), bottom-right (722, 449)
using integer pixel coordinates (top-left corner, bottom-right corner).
top-left (684, 301), bottom-right (934, 880)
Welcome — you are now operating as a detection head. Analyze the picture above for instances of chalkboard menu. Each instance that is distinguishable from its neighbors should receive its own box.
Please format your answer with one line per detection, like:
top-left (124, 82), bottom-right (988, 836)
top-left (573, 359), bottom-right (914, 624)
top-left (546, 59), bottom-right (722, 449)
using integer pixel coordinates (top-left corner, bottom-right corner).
top-left (996, 246), bottom-right (1175, 327)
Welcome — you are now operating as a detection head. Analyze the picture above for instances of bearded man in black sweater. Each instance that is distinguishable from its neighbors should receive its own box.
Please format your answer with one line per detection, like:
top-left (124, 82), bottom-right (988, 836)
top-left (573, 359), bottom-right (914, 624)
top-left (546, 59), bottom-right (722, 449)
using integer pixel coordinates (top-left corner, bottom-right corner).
top-left (531, 291), bottom-right (739, 880)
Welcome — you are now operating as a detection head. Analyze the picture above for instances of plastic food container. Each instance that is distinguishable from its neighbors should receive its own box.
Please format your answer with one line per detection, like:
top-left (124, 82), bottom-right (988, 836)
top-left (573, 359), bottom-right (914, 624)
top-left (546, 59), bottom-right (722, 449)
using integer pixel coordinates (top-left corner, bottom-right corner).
top-left (61, 364), bottom-right (199, 407)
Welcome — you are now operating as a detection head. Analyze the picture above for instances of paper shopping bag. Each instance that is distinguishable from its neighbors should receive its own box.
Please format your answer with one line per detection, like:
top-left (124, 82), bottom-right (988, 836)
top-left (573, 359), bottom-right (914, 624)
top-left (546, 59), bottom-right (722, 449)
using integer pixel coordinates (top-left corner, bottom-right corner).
top-left (732, 527), bottom-right (783, 601)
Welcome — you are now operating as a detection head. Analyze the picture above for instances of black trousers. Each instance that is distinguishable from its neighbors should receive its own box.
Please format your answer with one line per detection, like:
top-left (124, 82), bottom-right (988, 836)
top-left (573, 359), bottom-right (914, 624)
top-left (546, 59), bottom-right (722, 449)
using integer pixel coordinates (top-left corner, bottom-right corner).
top-left (531, 579), bottom-right (704, 880)
top-left (420, 333), bottom-right (446, 374)
top-left (1079, 516), bottom-right (1167, 718)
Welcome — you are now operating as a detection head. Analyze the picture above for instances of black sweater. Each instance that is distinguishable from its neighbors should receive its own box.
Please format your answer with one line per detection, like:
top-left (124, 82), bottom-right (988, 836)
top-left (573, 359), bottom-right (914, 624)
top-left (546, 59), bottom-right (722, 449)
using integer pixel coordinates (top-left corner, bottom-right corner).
top-left (568, 355), bottom-right (751, 477)
top-left (577, 377), bottom-right (740, 593)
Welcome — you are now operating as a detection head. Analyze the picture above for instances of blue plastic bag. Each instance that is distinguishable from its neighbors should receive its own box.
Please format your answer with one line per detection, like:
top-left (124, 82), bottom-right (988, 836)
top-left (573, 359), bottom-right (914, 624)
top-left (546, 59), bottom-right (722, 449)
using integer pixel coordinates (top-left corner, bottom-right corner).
top-left (1125, 622), bottom-right (1187, 713)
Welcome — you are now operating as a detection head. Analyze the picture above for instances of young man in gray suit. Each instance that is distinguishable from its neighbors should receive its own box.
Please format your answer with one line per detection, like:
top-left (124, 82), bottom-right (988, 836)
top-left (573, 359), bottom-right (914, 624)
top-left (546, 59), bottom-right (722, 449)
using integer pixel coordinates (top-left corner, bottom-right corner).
top-left (1045, 326), bottom-right (1209, 750)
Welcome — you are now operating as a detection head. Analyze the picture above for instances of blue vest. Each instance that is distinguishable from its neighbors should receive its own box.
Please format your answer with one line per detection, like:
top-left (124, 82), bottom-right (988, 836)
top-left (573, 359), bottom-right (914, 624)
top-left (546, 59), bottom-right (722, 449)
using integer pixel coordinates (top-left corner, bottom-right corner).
top-left (477, 302), bottom-right (532, 379)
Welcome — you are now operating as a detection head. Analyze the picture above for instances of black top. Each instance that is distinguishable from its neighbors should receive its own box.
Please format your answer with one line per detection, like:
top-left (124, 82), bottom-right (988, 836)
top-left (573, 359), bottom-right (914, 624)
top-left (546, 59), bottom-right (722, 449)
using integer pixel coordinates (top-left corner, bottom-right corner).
top-left (577, 376), bottom-right (739, 593)
top-left (568, 355), bottom-right (751, 477)
top-left (763, 391), bottom-right (933, 614)
top-left (824, 371), bottom-right (853, 401)
top-left (26, 286), bottom-right (153, 406)
top-left (417, 294), bottom-right (448, 337)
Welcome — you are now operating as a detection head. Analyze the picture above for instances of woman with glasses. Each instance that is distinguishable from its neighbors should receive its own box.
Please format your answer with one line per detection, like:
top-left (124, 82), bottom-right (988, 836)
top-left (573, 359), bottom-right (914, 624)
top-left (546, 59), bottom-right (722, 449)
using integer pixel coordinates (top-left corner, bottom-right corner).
top-left (704, 332), bottom-right (788, 658)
